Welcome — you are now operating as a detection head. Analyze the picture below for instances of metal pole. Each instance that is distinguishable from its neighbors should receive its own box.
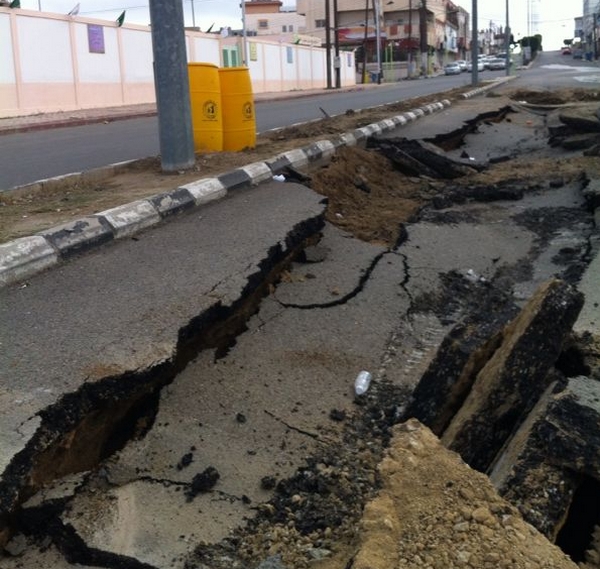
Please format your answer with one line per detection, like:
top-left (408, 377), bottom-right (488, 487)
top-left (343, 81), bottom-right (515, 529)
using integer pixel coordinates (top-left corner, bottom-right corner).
top-left (419, 0), bottom-right (428, 76)
top-left (333, 0), bottom-right (341, 88)
top-left (505, 0), bottom-right (510, 75)
top-left (471, 0), bottom-right (478, 85)
top-left (407, 0), bottom-right (412, 78)
top-left (191, 0), bottom-right (196, 29)
top-left (148, 0), bottom-right (195, 172)
top-left (241, 0), bottom-right (248, 65)
top-left (361, 0), bottom-right (369, 83)
top-left (374, 0), bottom-right (382, 83)
top-left (592, 13), bottom-right (598, 59)
top-left (325, 0), bottom-right (332, 88)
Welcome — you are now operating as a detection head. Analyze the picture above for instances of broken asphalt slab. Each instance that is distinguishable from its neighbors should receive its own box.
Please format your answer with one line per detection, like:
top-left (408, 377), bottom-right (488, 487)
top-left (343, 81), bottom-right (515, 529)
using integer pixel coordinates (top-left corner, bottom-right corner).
top-left (0, 180), bottom-right (325, 536)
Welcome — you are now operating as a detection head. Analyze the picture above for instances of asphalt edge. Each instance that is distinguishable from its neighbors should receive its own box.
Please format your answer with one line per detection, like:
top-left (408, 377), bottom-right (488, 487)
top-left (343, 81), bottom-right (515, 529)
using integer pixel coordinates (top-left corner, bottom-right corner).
top-left (1, 84), bottom-right (507, 288)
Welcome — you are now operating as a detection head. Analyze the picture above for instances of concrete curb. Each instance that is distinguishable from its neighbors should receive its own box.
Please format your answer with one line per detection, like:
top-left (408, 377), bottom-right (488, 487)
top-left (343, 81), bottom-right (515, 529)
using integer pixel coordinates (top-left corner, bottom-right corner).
top-left (461, 75), bottom-right (516, 99)
top-left (0, 99), bottom-right (452, 288)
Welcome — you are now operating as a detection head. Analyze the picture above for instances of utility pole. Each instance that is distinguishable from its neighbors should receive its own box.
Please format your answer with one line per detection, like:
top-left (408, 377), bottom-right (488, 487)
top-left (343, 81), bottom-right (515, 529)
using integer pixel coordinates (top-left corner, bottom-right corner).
top-left (325, 0), bottom-right (332, 88)
top-left (419, 0), bottom-right (428, 76)
top-left (361, 0), bottom-right (369, 83)
top-left (373, 0), bottom-right (382, 83)
top-left (148, 0), bottom-right (195, 172)
top-left (471, 0), bottom-right (478, 85)
top-left (504, 0), bottom-right (510, 76)
top-left (407, 0), bottom-right (412, 78)
top-left (333, 0), bottom-right (341, 88)
top-left (241, 0), bottom-right (248, 65)
top-left (592, 13), bottom-right (598, 60)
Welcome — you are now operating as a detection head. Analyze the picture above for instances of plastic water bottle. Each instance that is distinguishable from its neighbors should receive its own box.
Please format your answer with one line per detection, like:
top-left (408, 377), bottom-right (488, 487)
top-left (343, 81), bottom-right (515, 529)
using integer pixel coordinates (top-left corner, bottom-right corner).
top-left (354, 371), bottom-right (372, 396)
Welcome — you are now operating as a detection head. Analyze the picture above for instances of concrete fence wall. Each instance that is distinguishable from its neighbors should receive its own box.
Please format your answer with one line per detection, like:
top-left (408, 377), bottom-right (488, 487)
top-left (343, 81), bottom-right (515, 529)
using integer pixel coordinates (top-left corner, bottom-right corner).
top-left (0, 7), bottom-right (356, 118)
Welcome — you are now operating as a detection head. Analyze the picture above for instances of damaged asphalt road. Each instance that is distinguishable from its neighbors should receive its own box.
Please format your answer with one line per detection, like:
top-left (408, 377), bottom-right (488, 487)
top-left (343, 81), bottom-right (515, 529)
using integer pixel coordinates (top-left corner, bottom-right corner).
top-left (2, 91), bottom-right (600, 568)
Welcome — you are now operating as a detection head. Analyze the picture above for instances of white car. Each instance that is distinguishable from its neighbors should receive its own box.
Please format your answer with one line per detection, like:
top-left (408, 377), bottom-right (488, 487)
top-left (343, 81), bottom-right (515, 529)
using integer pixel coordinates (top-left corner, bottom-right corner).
top-left (467, 60), bottom-right (485, 72)
top-left (444, 62), bottom-right (462, 75)
top-left (487, 57), bottom-right (507, 70)
top-left (456, 60), bottom-right (468, 72)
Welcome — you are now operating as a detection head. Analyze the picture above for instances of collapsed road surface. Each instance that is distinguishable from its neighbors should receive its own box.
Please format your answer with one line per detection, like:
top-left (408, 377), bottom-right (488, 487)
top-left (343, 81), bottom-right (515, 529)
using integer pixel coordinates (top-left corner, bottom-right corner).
top-left (2, 89), bottom-right (600, 569)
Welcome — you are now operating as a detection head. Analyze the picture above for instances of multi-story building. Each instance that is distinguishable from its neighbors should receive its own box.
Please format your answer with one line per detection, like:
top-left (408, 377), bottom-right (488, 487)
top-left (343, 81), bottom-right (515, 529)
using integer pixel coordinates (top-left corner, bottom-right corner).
top-left (243, 0), bottom-right (308, 42)
top-left (295, 0), bottom-right (469, 77)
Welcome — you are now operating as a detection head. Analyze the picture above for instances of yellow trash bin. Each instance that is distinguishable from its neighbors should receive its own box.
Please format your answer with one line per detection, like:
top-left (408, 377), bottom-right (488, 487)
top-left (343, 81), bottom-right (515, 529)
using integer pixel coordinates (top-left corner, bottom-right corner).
top-left (218, 67), bottom-right (256, 151)
top-left (188, 62), bottom-right (222, 152)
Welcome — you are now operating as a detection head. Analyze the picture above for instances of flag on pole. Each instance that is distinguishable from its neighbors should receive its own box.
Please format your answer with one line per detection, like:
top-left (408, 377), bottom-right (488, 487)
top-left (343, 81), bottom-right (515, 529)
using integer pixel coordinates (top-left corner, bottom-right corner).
top-left (67, 3), bottom-right (79, 16)
top-left (116, 10), bottom-right (126, 27)
top-left (9, 0), bottom-right (20, 8)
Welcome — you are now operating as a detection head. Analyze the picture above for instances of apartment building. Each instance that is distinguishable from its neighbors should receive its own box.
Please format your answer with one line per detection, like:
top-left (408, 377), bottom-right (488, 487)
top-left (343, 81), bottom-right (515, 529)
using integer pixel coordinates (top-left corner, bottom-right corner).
top-left (243, 0), bottom-right (308, 42)
top-left (293, 0), bottom-right (469, 74)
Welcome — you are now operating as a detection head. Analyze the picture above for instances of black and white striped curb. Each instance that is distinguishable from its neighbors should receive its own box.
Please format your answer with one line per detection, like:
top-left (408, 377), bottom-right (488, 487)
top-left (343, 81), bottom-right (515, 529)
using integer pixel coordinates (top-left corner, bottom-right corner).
top-left (461, 75), bottom-right (516, 99)
top-left (0, 99), bottom-right (451, 288)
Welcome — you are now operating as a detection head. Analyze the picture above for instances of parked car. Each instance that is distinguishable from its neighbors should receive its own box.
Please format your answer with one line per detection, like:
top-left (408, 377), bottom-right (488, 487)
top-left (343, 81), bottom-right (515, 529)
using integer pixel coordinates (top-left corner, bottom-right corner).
top-left (561, 46), bottom-right (572, 55)
top-left (456, 59), bottom-right (468, 72)
top-left (480, 56), bottom-right (494, 69)
top-left (444, 62), bottom-right (462, 75)
top-left (487, 57), bottom-right (507, 70)
top-left (467, 60), bottom-right (485, 72)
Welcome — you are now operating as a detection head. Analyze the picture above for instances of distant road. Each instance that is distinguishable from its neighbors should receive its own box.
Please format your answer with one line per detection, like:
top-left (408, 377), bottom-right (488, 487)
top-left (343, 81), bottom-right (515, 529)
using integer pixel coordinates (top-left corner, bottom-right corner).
top-left (0, 58), bottom-right (579, 190)
top-left (508, 49), bottom-right (600, 90)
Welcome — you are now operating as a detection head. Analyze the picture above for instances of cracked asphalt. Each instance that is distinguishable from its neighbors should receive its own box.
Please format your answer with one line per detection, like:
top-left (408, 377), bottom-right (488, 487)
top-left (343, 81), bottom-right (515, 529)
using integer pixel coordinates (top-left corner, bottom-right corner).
top-left (2, 91), bottom-right (600, 567)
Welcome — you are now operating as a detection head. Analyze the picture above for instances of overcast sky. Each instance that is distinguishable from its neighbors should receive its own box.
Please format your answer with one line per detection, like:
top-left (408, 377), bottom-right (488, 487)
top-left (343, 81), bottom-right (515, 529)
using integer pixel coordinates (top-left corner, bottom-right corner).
top-left (455, 0), bottom-right (579, 50)
top-left (20, 0), bottom-right (581, 49)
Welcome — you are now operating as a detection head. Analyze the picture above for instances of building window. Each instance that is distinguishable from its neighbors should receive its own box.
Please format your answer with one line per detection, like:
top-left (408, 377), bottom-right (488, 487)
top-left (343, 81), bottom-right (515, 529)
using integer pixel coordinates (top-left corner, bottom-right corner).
top-left (315, 19), bottom-right (325, 28)
top-left (289, 24), bottom-right (293, 32)
top-left (258, 19), bottom-right (269, 29)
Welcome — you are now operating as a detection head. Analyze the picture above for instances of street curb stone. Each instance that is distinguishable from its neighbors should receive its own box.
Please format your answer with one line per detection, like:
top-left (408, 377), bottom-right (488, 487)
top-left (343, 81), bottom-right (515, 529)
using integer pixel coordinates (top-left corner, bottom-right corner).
top-left (150, 188), bottom-right (196, 218)
top-left (0, 97), bottom-right (458, 287)
top-left (241, 161), bottom-right (274, 185)
top-left (41, 216), bottom-right (114, 259)
top-left (217, 168), bottom-right (253, 191)
top-left (0, 236), bottom-right (58, 286)
top-left (180, 178), bottom-right (227, 205)
top-left (99, 200), bottom-right (161, 238)
top-left (461, 76), bottom-right (516, 99)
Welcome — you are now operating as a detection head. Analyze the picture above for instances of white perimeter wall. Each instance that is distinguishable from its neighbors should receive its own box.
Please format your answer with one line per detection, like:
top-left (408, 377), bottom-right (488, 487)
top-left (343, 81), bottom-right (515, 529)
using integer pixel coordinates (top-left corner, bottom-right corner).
top-left (0, 7), bottom-right (355, 117)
